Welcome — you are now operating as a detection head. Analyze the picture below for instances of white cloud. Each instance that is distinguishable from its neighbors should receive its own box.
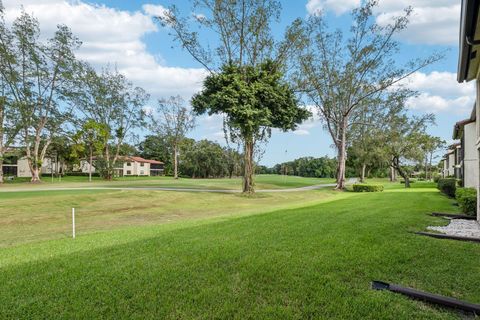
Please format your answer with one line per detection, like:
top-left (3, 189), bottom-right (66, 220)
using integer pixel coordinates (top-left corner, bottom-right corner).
top-left (375, 2), bottom-right (460, 45)
top-left (306, 0), bottom-right (360, 16)
top-left (142, 4), bottom-right (169, 18)
top-left (293, 105), bottom-right (321, 135)
top-left (2, 0), bottom-right (206, 100)
top-left (400, 71), bottom-right (474, 98)
top-left (400, 71), bottom-right (475, 115)
top-left (306, 0), bottom-right (459, 45)
top-left (406, 94), bottom-right (474, 115)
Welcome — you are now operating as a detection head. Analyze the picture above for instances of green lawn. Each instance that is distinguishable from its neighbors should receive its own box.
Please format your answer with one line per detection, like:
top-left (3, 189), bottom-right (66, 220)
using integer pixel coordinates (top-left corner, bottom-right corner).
top-left (0, 187), bottom-right (341, 248)
top-left (0, 174), bottom-right (335, 190)
top-left (0, 182), bottom-right (479, 319)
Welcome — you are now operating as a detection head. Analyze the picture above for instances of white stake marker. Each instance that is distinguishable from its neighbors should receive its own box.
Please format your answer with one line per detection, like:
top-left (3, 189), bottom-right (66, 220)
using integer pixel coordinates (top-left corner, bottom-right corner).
top-left (72, 208), bottom-right (76, 239)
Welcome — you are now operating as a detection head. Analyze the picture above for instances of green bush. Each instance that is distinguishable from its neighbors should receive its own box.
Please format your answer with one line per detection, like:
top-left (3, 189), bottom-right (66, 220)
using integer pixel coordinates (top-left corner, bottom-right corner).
top-left (352, 184), bottom-right (384, 192)
top-left (455, 188), bottom-right (477, 216)
top-left (433, 174), bottom-right (441, 183)
top-left (437, 178), bottom-right (456, 197)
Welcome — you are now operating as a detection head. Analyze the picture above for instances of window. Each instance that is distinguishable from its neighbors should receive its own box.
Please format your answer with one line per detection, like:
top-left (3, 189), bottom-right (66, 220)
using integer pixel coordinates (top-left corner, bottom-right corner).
top-left (127, 162), bottom-right (131, 166)
top-left (127, 170), bottom-right (131, 175)
top-left (140, 163), bottom-right (144, 167)
top-left (140, 170), bottom-right (144, 175)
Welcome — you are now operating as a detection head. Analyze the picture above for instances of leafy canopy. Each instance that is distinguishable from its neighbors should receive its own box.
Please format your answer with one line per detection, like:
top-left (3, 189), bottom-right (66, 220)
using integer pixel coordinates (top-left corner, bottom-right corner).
top-left (192, 60), bottom-right (310, 141)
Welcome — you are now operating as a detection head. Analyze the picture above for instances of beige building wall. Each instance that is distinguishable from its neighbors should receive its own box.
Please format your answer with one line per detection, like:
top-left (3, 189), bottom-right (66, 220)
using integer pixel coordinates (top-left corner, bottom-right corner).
top-left (17, 157), bottom-right (59, 178)
top-left (447, 153), bottom-right (456, 177)
top-left (463, 122), bottom-right (479, 188)
top-left (476, 80), bottom-right (480, 221)
top-left (80, 159), bottom-right (152, 176)
top-left (80, 160), bottom-right (96, 173)
top-left (123, 161), bottom-right (150, 176)
top-left (17, 159), bottom-right (31, 177)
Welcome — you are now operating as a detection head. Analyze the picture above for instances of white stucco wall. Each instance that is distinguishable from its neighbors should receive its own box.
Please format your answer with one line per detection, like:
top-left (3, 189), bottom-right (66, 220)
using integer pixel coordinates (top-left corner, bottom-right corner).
top-left (17, 159), bottom-right (31, 177)
top-left (475, 81), bottom-right (480, 222)
top-left (80, 160), bottom-right (96, 173)
top-left (17, 157), bottom-right (60, 178)
top-left (123, 161), bottom-right (150, 176)
top-left (448, 153), bottom-right (455, 177)
top-left (463, 122), bottom-right (479, 188)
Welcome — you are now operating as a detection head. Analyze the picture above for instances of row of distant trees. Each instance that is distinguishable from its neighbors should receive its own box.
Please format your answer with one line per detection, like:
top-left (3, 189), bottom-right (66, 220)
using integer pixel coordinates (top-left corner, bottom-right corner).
top-left (259, 157), bottom-right (337, 178)
top-left (33, 133), bottom-right (243, 180)
top-left (139, 135), bottom-right (243, 179)
top-left (259, 134), bottom-right (445, 185)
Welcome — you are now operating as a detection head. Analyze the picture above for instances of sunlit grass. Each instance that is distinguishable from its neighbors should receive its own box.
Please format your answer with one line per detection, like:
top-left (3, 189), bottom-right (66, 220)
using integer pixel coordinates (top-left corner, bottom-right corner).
top-left (0, 183), bottom-right (478, 319)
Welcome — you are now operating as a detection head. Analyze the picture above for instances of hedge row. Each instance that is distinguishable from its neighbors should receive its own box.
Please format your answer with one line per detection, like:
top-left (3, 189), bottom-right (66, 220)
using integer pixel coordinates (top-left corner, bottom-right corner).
top-left (352, 184), bottom-right (384, 192)
top-left (437, 178), bottom-right (456, 197)
top-left (455, 187), bottom-right (477, 216)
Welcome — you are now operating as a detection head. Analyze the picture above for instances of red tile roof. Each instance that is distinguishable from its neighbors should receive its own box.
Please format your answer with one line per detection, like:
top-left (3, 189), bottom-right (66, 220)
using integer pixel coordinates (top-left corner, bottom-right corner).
top-left (87, 156), bottom-right (164, 164)
top-left (128, 156), bottom-right (163, 164)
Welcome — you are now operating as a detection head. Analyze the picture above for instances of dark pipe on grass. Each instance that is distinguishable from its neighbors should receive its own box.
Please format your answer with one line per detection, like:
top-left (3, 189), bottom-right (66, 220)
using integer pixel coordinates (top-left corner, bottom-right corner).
top-left (431, 212), bottom-right (476, 220)
top-left (415, 232), bottom-right (480, 243)
top-left (372, 281), bottom-right (480, 314)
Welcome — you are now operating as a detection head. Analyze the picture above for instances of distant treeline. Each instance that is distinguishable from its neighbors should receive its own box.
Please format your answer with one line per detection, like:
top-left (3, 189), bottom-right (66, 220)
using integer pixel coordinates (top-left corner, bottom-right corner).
top-left (139, 135), bottom-right (243, 179)
top-left (258, 156), bottom-right (338, 178)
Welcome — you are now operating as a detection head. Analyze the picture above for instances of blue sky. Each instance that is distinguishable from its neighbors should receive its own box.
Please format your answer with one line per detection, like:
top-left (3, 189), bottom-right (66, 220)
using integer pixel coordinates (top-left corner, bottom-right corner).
top-left (3, 0), bottom-right (470, 165)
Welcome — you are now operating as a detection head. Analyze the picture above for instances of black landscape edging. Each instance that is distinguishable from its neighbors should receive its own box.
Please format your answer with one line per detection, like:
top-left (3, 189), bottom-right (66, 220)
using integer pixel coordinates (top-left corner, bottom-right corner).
top-left (372, 280), bottom-right (480, 314)
top-left (415, 231), bottom-right (480, 243)
top-left (431, 212), bottom-right (476, 220)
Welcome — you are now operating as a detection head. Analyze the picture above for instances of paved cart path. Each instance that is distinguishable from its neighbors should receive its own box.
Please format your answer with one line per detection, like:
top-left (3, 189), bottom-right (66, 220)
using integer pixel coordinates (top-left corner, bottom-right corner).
top-left (0, 178), bottom-right (357, 194)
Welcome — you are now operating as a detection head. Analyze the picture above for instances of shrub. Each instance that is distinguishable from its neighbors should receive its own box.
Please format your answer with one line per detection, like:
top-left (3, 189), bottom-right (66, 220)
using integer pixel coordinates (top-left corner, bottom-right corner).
top-left (437, 178), bottom-right (457, 197)
top-left (455, 188), bottom-right (477, 216)
top-left (352, 184), bottom-right (384, 192)
top-left (433, 174), bottom-right (441, 183)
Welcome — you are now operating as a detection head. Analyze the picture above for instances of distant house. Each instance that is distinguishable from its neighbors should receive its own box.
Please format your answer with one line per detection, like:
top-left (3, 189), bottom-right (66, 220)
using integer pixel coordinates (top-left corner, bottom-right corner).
top-left (2, 153), bottom-right (65, 178)
top-left (442, 143), bottom-right (460, 179)
top-left (80, 156), bottom-right (164, 177)
top-left (453, 143), bottom-right (462, 180)
top-left (452, 104), bottom-right (478, 188)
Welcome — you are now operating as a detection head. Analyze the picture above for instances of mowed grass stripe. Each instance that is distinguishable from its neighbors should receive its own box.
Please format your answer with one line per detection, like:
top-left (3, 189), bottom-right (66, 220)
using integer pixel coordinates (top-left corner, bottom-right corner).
top-left (0, 188), bottom-right (338, 248)
top-left (0, 187), bottom-right (479, 319)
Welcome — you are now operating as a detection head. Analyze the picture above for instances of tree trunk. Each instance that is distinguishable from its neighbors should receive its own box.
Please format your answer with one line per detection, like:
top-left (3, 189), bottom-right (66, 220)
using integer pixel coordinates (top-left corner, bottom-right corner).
top-left (0, 157), bottom-right (3, 184)
top-left (424, 156), bottom-right (428, 181)
top-left (173, 144), bottom-right (178, 179)
top-left (243, 138), bottom-right (255, 193)
top-left (428, 152), bottom-right (433, 181)
top-left (104, 144), bottom-right (112, 180)
top-left (335, 122), bottom-right (347, 190)
top-left (31, 167), bottom-right (41, 183)
top-left (89, 147), bottom-right (93, 182)
top-left (389, 166), bottom-right (396, 182)
top-left (393, 157), bottom-right (409, 188)
top-left (360, 163), bottom-right (366, 183)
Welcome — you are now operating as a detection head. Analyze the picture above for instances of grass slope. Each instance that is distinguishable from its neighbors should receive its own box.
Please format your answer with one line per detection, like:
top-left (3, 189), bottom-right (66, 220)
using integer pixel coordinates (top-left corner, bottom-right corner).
top-left (1, 184), bottom-right (479, 319)
top-left (0, 188), bottom-right (338, 247)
